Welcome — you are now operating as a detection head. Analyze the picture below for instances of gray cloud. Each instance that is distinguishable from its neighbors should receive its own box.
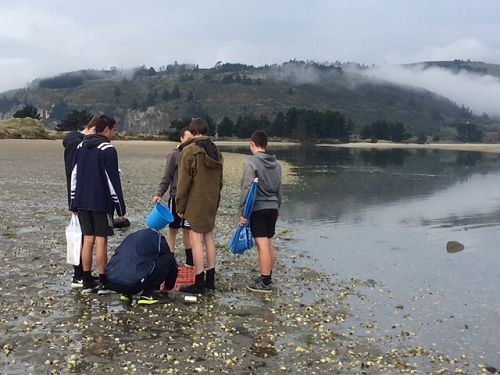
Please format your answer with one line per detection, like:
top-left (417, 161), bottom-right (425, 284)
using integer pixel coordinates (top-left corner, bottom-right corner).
top-left (360, 64), bottom-right (500, 118)
top-left (0, 0), bottom-right (499, 101)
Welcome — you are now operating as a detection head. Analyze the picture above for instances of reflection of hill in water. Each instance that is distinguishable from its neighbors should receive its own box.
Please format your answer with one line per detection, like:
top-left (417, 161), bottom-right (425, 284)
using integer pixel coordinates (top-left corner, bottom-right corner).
top-left (219, 145), bottom-right (500, 222)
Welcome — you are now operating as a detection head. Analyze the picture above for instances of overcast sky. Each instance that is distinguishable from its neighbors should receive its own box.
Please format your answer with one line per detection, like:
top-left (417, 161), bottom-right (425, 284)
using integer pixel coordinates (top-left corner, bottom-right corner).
top-left (1, 0), bottom-right (500, 99)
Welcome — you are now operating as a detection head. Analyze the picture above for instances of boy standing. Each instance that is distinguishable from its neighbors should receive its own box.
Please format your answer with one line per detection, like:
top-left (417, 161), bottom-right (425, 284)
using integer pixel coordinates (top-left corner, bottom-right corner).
top-left (176, 118), bottom-right (223, 294)
top-left (239, 130), bottom-right (282, 293)
top-left (70, 115), bottom-right (126, 294)
top-left (63, 121), bottom-right (96, 288)
top-left (152, 127), bottom-right (193, 265)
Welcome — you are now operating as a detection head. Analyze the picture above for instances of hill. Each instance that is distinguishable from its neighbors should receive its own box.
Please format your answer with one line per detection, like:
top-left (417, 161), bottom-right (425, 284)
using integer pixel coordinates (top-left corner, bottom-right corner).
top-left (0, 61), bottom-right (496, 137)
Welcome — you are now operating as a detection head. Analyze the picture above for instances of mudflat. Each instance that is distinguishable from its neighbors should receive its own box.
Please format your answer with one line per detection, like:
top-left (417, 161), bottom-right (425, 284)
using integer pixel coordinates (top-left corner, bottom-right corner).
top-left (0, 139), bottom-right (479, 373)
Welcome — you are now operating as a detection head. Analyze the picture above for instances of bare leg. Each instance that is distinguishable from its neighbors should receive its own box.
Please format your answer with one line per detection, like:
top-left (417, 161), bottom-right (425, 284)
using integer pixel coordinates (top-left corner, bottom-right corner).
top-left (203, 231), bottom-right (216, 270)
top-left (255, 237), bottom-right (273, 275)
top-left (167, 228), bottom-right (178, 252)
top-left (81, 235), bottom-right (95, 272)
top-left (95, 236), bottom-right (108, 275)
top-left (190, 231), bottom-right (204, 274)
top-left (268, 238), bottom-right (276, 270)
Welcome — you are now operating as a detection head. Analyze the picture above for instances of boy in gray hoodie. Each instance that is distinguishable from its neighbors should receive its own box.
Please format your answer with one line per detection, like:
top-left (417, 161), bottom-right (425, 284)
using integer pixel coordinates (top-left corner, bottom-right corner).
top-left (152, 127), bottom-right (193, 266)
top-left (239, 130), bottom-right (282, 293)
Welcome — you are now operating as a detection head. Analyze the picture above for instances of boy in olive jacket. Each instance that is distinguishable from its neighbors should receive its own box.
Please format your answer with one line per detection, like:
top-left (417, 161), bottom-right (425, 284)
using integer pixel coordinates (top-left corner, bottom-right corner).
top-left (176, 118), bottom-right (223, 294)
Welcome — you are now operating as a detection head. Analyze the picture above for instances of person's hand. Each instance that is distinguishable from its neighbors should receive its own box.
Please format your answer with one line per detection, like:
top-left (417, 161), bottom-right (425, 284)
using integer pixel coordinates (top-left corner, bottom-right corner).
top-left (239, 216), bottom-right (248, 226)
top-left (152, 195), bottom-right (162, 203)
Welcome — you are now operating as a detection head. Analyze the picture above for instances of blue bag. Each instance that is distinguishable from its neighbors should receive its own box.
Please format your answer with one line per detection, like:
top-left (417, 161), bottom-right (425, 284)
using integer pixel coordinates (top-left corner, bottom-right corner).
top-left (228, 178), bottom-right (258, 254)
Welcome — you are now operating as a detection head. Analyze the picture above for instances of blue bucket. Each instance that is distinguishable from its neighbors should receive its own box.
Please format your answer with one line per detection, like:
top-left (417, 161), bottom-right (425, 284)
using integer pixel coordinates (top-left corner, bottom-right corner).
top-left (146, 203), bottom-right (174, 230)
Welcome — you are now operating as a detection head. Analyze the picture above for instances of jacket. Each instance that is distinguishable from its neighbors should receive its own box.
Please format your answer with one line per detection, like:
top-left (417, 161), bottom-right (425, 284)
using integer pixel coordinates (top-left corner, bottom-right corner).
top-left (176, 136), bottom-right (223, 233)
top-left (156, 145), bottom-right (182, 199)
top-left (63, 131), bottom-right (84, 205)
top-left (69, 134), bottom-right (126, 216)
top-left (240, 152), bottom-right (282, 213)
top-left (105, 229), bottom-right (178, 294)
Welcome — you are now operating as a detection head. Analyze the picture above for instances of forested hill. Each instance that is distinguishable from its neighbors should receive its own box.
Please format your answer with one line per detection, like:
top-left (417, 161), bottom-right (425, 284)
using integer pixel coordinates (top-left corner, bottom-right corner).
top-left (0, 61), bottom-right (496, 138)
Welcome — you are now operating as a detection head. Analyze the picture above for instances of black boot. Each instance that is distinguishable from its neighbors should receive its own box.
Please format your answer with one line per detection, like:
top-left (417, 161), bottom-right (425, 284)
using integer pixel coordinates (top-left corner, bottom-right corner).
top-left (180, 272), bottom-right (205, 294)
top-left (205, 268), bottom-right (215, 290)
top-left (185, 248), bottom-right (194, 266)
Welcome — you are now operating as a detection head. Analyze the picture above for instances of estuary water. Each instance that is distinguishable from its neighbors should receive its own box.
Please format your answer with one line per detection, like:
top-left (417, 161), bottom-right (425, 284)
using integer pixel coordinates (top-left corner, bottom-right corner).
top-left (220, 145), bottom-right (500, 367)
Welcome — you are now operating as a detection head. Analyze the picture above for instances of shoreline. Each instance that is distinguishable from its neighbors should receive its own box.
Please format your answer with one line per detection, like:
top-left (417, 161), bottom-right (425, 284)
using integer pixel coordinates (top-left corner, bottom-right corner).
top-left (318, 141), bottom-right (500, 154)
top-left (4, 137), bottom-right (500, 154)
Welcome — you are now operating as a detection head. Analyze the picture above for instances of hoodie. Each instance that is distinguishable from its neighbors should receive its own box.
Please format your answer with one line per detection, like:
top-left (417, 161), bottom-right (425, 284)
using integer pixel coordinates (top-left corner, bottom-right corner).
top-left (240, 152), bottom-right (282, 213)
top-left (175, 136), bottom-right (223, 233)
top-left (62, 130), bottom-right (84, 205)
top-left (70, 134), bottom-right (126, 216)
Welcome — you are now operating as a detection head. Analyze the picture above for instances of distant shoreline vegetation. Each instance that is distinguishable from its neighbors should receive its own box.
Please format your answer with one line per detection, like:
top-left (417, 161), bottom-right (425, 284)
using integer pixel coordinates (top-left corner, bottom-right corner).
top-left (0, 60), bottom-right (498, 143)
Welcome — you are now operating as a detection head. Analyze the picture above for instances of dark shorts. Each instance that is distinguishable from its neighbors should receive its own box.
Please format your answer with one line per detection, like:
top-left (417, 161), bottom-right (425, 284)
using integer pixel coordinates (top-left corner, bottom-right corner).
top-left (250, 209), bottom-right (278, 238)
top-left (78, 210), bottom-right (114, 237)
top-left (168, 198), bottom-right (191, 230)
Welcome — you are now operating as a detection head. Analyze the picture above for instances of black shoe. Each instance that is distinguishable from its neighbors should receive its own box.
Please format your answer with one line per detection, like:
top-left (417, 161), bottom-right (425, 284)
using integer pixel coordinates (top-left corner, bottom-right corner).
top-left (205, 268), bottom-right (215, 290)
top-left (82, 279), bottom-right (99, 294)
top-left (180, 272), bottom-right (205, 294)
top-left (246, 279), bottom-right (272, 294)
top-left (72, 275), bottom-right (99, 288)
top-left (97, 283), bottom-right (117, 295)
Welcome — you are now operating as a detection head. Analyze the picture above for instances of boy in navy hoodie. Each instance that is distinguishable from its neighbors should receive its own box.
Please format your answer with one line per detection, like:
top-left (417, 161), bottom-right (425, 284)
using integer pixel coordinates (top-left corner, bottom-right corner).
top-left (70, 115), bottom-right (126, 294)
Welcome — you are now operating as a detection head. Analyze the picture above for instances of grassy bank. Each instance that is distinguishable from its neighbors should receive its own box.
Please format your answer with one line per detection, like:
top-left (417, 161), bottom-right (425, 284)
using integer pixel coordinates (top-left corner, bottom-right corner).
top-left (0, 118), bottom-right (49, 139)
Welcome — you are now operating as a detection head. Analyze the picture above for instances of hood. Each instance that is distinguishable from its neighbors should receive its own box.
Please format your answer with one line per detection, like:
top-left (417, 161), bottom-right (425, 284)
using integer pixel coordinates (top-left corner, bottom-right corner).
top-left (62, 130), bottom-right (83, 148)
top-left (183, 136), bottom-right (223, 168)
top-left (82, 134), bottom-right (109, 149)
top-left (255, 152), bottom-right (278, 169)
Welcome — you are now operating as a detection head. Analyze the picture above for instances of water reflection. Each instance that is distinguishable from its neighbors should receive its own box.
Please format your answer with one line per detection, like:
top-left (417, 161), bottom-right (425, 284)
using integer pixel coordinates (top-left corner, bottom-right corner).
top-left (219, 145), bottom-right (500, 223)
top-left (218, 145), bottom-right (500, 366)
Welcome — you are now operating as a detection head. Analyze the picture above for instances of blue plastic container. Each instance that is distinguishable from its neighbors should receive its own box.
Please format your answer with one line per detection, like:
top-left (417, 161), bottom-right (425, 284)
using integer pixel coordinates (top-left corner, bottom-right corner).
top-left (146, 203), bottom-right (174, 230)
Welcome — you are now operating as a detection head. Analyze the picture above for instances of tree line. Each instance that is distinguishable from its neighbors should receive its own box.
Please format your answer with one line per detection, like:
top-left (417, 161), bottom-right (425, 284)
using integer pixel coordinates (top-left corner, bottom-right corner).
top-left (11, 104), bottom-right (486, 144)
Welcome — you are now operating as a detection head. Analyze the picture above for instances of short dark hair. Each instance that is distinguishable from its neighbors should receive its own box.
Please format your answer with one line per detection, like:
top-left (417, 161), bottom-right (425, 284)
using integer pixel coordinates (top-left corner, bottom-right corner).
top-left (189, 118), bottom-right (208, 135)
top-left (89, 114), bottom-right (116, 133)
top-left (180, 126), bottom-right (191, 138)
top-left (251, 130), bottom-right (268, 149)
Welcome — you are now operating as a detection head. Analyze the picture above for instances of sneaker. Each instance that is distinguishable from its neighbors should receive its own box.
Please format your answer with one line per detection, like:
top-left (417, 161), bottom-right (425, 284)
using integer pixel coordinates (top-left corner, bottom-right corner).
top-left (72, 275), bottom-right (99, 289)
top-left (97, 284), bottom-right (117, 295)
top-left (137, 292), bottom-right (169, 305)
top-left (71, 278), bottom-right (84, 288)
top-left (82, 279), bottom-right (99, 294)
top-left (246, 279), bottom-right (272, 294)
top-left (120, 294), bottom-right (132, 302)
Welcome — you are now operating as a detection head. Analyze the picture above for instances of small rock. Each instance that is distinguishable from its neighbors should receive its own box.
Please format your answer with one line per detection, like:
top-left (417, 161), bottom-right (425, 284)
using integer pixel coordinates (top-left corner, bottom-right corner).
top-left (446, 241), bottom-right (464, 253)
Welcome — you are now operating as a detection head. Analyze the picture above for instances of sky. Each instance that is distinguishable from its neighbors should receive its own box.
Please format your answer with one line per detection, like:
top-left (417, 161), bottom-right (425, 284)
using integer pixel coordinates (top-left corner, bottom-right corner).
top-left (1, 0), bottom-right (500, 115)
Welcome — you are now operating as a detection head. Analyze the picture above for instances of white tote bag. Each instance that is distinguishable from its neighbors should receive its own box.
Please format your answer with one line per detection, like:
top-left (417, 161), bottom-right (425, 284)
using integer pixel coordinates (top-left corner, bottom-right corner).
top-left (66, 213), bottom-right (82, 265)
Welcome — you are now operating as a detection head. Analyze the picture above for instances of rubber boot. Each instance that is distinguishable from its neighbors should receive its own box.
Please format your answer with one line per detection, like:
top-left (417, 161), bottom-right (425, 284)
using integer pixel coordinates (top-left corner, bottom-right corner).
top-left (180, 272), bottom-right (205, 294)
top-left (205, 268), bottom-right (215, 290)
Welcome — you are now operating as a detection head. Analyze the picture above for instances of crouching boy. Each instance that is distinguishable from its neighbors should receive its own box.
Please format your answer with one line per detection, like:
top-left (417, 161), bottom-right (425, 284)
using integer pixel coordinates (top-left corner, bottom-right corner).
top-left (105, 229), bottom-right (178, 305)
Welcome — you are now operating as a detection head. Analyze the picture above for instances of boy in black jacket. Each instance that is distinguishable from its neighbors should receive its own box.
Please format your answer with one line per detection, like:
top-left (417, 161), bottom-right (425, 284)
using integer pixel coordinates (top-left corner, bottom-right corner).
top-left (70, 115), bottom-right (126, 294)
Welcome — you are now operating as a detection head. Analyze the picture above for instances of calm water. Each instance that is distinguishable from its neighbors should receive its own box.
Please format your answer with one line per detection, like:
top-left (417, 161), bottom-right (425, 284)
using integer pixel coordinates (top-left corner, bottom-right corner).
top-left (220, 145), bottom-right (500, 365)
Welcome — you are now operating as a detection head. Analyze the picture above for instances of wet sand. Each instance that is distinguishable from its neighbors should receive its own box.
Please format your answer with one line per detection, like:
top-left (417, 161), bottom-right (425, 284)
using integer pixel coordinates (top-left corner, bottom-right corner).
top-left (0, 139), bottom-right (483, 374)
